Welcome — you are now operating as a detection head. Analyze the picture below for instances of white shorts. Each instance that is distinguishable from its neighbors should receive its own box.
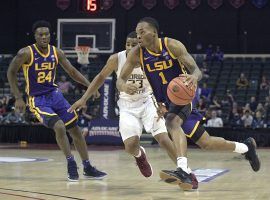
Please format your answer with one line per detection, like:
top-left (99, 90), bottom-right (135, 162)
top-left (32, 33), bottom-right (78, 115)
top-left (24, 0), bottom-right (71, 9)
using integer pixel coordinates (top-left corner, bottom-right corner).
top-left (117, 96), bottom-right (167, 141)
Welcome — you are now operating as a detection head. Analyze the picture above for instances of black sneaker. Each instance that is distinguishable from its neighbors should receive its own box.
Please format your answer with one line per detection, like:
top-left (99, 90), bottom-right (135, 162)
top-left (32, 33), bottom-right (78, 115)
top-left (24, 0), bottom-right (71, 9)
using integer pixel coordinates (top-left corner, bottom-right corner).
top-left (83, 165), bottom-right (107, 180)
top-left (160, 168), bottom-right (193, 190)
top-left (243, 137), bottom-right (261, 172)
top-left (67, 160), bottom-right (79, 182)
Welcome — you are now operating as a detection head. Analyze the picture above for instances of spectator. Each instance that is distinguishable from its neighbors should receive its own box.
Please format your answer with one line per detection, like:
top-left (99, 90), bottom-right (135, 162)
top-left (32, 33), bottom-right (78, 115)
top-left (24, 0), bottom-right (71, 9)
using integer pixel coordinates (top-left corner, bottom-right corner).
top-left (241, 110), bottom-right (253, 128)
top-left (213, 46), bottom-right (224, 62)
top-left (2, 107), bottom-right (25, 124)
top-left (209, 96), bottom-right (221, 110)
top-left (264, 96), bottom-right (270, 112)
top-left (78, 106), bottom-right (93, 138)
top-left (255, 103), bottom-right (266, 117)
top-left (260, 75), bottom-right (270, 90)
top-left (229, 107), bottom-right (242, 127)
top-left (201, 62), bottom-right (210, 80)
top-left (206, 110), bottom-right (223, 127)
top-left (0, 101), bottom-right (6, 116)
top-left (57, 75), bottom-right (75, 94)
top-left (205, 44), bottom-right (213, 61)
top-left (198, 98), bottom-right (207, 115)
top-left (236, 73), bottom-right (249, 89)
top-left (221, 90), bottom-right (235, 107)
top-left (199, 83), bottom-right (212, 102)
top-left (252, 111), bottom-right (266, 128)
top-left (249, 96), bottom-right (258, 113)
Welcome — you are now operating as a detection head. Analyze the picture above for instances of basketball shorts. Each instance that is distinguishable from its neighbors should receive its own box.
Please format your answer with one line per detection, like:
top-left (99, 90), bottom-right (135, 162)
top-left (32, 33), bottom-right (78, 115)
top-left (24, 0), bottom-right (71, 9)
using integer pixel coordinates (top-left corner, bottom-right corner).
top-left (28, 89), bottom-right (78, 129)
top-left (117, 96), bottom-right (167, 141)
top-left (182, 109), bottom-right (206, 143)
top-left (168, 102), bottom-right (192, 122)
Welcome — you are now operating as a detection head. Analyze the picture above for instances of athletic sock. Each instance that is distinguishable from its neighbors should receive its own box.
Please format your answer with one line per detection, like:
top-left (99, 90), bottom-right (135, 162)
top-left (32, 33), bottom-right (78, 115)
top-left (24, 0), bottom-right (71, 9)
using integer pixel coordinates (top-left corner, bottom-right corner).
top-left (233, 142), bottom-right (248, 154)
top-left (177, 157), bottom-right (188, 173)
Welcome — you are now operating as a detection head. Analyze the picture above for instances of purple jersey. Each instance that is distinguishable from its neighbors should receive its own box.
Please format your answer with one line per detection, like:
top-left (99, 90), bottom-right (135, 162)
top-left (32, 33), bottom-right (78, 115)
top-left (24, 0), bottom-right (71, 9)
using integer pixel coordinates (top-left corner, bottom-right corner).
top-left (140, 37), bottom-right (188, 104)
top-left (22, 44), bottom-right (58, 96)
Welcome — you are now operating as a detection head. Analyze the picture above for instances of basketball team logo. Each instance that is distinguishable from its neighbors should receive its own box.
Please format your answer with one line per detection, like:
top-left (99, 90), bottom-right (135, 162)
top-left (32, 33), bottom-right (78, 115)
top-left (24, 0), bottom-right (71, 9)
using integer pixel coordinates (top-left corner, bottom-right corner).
top-left (252, 0), bottom-right (268, 8)
top-left (164, 0), bottom-right (180, 9)
top-left (208, 0), bottom-right (223, 9)
top-left (101, 0), bottom-right (114, 10)
top-left (142, 0), bottom-right (157, 10)
top-left (185, 0), bottom-right (201, 9)
top-left (56, 0), bottom-right (70, 11)
top-left (229, 0), bottom-right (245, 8)
top-left (121, 0), bottom-right (135, 10)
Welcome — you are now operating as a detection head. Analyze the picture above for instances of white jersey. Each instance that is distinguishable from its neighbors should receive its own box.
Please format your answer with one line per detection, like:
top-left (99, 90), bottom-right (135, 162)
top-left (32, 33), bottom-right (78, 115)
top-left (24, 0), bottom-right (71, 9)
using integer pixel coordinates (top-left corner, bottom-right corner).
top-left (116, 50), bottom-right (152, 101)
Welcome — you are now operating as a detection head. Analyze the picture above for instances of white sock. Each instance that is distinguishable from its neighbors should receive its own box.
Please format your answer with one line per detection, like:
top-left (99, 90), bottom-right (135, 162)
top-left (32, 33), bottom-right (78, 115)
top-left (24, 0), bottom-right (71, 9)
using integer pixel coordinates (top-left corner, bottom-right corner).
top-left (177, 157), bottom-right (188, 173)
top-left (134, 150), bottom-right (142, 158)
top-left (233, 142), bottom-right (248, 154)
top-left (187, 167), bottom-right (192, 174)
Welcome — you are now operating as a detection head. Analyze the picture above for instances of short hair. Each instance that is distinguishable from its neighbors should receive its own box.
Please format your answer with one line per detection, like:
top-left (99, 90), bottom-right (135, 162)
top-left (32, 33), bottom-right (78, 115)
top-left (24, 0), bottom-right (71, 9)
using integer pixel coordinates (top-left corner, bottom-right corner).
top-left (138, 17), bottom-right (159, 32)
top-left (32, 20), bottom-right (51, 33)
top-left (127, 31), bottom-right (137, 39)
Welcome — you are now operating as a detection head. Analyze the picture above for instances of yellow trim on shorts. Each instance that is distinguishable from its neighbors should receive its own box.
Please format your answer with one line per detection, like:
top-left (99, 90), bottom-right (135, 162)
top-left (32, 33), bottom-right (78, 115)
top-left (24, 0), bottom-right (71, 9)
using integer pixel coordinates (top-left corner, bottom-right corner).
top-left (28, 97), bottom-right (42, 122)
top-left (185, 121), bottom-right (200, 138)
top-left (65, 111), bottom-right (78, 126)
top-left (145, 38), bottom-right (162, 56)
top-left (31, 97), bottom-right (57, 116)
top-left (164, 37), bottom-right (177, 59)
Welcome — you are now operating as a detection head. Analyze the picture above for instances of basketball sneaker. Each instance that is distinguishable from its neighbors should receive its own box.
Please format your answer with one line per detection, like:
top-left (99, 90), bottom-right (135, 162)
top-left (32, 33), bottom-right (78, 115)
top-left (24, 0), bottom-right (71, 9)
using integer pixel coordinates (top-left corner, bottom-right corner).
top-left (190, 172), bottom-right (198, 189)
top-left (83, 165), bottom-right (107, 180)
top-left (135, 146), bottom-right (153, 177)
top-left (67, 160), bottom-right (79, 182)
top-left (243, 137), bottom-right (261, 172)
top-left (159, 168), bottom-right (193, 190)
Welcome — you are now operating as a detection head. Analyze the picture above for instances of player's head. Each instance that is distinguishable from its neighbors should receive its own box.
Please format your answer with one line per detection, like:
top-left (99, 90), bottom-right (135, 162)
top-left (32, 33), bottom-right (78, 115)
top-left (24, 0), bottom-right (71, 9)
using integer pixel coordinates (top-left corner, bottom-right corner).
top-left (32, 20), bottom-right (51, 48)
top-left (136, 17), bottom-right (159, 48)
top-left (125, 31), bottom-right (138, 54)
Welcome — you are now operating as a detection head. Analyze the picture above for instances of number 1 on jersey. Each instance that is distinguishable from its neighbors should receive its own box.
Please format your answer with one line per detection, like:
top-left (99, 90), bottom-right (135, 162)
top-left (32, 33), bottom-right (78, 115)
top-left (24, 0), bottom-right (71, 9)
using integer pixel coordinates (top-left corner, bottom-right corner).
top-left (158, 72), bottom-right (168, 84)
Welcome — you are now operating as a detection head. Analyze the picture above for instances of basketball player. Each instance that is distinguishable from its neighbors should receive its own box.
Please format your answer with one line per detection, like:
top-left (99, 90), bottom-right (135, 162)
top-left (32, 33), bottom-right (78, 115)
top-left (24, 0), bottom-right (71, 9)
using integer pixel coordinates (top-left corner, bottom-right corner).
top-left (116, 17), bottom-right (200, 189)
top-left (7, 20), bottom-right (107, 181)
top-left (68, 31), bottom-right (178, 179)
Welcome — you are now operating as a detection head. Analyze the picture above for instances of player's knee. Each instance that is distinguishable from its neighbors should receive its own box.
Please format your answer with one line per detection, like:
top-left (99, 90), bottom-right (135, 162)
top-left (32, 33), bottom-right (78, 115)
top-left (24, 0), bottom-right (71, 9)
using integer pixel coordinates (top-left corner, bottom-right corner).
top-left (53, 120), bottom-right (66, 136)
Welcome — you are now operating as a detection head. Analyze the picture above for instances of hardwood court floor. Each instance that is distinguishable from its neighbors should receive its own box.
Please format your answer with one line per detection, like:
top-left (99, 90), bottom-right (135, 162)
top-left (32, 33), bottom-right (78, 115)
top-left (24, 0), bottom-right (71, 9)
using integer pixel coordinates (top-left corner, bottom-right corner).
top-left (0, 145), bottom-right (269, 200)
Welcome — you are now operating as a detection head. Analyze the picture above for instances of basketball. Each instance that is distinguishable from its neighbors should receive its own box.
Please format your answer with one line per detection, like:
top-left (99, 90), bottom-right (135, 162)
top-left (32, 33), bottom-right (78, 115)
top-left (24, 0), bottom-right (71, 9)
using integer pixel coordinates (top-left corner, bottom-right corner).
top-left (167, 75), bottom-right (197, 105)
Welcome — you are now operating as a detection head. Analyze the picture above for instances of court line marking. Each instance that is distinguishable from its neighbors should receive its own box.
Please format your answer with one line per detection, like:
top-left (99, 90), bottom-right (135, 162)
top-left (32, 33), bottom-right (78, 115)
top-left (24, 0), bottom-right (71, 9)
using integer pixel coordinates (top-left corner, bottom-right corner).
top-left (0, 188), bottom-right (85, 200)
top-left (0, 191), bottom-right (45, 200)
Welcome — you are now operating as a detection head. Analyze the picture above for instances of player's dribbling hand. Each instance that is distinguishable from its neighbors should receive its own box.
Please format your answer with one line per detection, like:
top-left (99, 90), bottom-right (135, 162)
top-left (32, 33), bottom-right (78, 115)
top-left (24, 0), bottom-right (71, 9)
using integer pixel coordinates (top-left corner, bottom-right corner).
top-left (123, 83), bottom-right (138, 95)
top-left (156, 102), bottom-right (168, 122)
top-left (181, 74), bottom-right (198, 89)
top-left (15, 98), bottom-right (26, 113)
top-left (67, 98), bottom-right (86, 113)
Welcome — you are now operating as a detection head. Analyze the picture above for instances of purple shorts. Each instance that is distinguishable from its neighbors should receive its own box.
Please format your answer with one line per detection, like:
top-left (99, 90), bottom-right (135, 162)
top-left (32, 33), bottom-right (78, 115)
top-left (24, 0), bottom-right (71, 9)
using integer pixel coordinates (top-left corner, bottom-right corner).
top-left (28, 89), bottom-right (78, 129)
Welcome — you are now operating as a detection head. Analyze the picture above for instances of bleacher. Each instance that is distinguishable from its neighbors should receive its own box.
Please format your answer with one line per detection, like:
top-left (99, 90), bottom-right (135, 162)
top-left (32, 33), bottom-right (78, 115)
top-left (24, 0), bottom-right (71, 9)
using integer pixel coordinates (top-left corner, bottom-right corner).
top-left (1, 54), bottom-right (270, 108)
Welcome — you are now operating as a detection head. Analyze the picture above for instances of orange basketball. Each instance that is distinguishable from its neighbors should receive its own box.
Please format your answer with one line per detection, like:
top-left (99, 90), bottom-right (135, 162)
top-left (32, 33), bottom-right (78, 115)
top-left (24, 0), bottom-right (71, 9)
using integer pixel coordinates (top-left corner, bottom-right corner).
top-left (167, 75), bottom-right (197, 105)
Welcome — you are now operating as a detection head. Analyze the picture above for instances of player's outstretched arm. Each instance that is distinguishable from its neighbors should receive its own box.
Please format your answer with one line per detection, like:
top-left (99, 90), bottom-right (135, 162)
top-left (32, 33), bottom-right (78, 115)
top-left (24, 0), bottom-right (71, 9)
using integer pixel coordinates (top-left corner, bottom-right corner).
top-left (67, 54), bottom-right (118, 113)
top-left (167, 38), bottom-right (202, 87)
top-left (56, 48), bottom-right (90, 87)
top-left (116, 46), bottom-right (140, 95)
top-left (7, 47), bottom-right (30, 112)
